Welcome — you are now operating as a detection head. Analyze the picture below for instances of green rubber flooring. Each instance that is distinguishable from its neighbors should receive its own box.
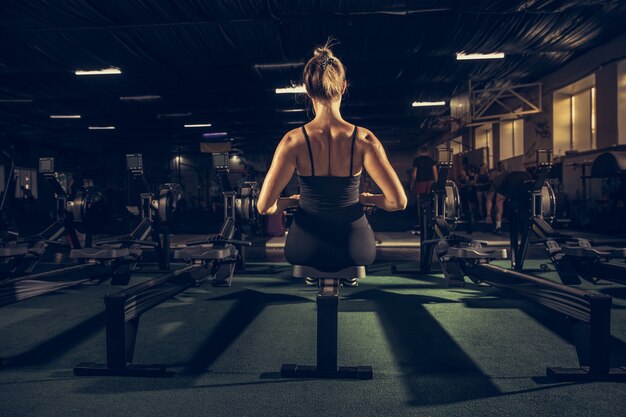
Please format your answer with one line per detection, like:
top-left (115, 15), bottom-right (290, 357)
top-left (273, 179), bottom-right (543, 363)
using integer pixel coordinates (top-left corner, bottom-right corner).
top-left (1, 260), bottom-right (626, 417)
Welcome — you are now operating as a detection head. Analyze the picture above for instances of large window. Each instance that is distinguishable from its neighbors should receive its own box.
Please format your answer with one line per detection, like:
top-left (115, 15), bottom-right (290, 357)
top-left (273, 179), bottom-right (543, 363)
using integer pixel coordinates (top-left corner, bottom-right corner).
top-left (499, 118), bottom-right (524, 160)
top-left (619, 59), bottom-right (626, 145)
top-left (475, 124), bottom-right (494, 168)
top-left (553, 75), bottom-right (596, 155)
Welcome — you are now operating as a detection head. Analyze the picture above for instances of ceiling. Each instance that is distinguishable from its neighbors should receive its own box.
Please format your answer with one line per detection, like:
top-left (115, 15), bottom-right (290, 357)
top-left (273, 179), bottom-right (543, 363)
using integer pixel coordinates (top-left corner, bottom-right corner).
top-left (1, 0), bottom-right (625, 155)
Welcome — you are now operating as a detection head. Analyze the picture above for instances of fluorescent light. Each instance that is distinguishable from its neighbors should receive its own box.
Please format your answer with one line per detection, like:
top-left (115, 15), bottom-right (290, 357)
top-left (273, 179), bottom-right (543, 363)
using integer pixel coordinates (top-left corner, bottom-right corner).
top-left (50, 115), bottom-right (81, 119)
top-left (285, 121), bottom-right (306, 125)
top-left (276, 85), bottom-right (306, 94)
top-left (88, 126), bottom-right (116, 130)
top-left (254, 62), bottom-right (304, 70)
top-left (158, 112), bottom-right (192, 119)
top-left (184, 123), bottom-right (212, 128)
top-left (280, 108), bottom-right (306, 113)
top-left (456, 52), bottom-right (505, 61)
top-left (202, 132), bottom-right (228, 139)
top-left (412, 101), bottom-right (446, 107)
top-left (119, 95), bottom-right (161, 101)
top-left (0, 99), bottom-right (33, 103)
top-left (75, 67), bottom-right (122, 76)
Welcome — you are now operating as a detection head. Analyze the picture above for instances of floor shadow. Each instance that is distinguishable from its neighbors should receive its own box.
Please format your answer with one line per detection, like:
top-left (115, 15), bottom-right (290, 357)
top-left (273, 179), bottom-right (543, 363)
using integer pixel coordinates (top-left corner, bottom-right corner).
top-left (460, 290), bottom-right (626, 369)
top-left (2, 311), bottom-right (105, 367)
top-left (599, 286), bottom-right (626, 300)
top-left (345, 289), bottom-right (502, 406)
top-left (180, 290), bottom-right (309, 375)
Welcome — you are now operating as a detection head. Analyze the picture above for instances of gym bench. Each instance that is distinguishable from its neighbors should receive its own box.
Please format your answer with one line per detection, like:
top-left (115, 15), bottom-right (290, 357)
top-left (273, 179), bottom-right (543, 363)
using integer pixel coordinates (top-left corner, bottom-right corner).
top-left (281, 265), bottom-right (373, 380)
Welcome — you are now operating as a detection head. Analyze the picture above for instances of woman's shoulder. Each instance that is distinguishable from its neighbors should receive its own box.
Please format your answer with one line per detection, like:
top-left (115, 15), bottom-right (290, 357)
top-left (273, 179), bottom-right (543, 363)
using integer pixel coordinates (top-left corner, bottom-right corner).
top-left (354, 125), bottom-right (381, 149)
top-left (279, 127), bottom-right (305, 149)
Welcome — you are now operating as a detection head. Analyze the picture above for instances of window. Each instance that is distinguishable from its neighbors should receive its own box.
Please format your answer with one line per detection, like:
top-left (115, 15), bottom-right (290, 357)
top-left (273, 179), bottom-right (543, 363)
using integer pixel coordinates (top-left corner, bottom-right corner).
top-left (618, 59), bottom-right (626, 145)
top-left (448, 137), bottom-right (463, 154)
top-left (475, 124), bottom-right (494, 168)
top-left (499, 118), bottom-right (524, 160)
top-left (553, 75), bottom-right (596, 155)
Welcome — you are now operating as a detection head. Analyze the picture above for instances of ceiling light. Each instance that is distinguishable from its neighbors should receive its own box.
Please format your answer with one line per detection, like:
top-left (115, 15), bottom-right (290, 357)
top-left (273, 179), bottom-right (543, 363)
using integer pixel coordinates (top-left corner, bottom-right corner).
top-left (276, 85), bottom-right (307, 94)
top-left (202, 132), bottom-right (228, 139)
top-left (88, 126), bottom-right (116, 130)
top-left (50, 115), bottom-right (81, 119)
top-left (280, 108), bottom-right (306, 113)
top-left (75, 67), bottom-right (122, 76)
top-left (158, 112), bottom-right (192, 119)
top-left (254, 62), bottom-right (304, 70)
top-left (119, 95), bottom-right (161, 101)
top-left (184, 123), bottom-right (212, 128)
top-left (412, 101), bottom-right (446, 107)
top-left (456, 52), bottom-right (505, 61)
top-left (0, 99), bottom-right (33, 103)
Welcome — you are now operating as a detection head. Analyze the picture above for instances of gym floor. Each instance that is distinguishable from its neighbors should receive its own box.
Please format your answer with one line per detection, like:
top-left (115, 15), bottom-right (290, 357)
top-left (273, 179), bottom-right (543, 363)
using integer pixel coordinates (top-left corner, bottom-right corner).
top-left (2, 240), bottom-right (626, 417)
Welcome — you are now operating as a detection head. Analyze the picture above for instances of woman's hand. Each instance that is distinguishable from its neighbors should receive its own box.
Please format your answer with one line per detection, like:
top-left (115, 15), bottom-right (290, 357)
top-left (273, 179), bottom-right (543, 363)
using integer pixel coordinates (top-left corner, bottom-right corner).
top-left (272, 195), bottom-right (300, 213)
top-left (359, 192), bottom-right (377, 206)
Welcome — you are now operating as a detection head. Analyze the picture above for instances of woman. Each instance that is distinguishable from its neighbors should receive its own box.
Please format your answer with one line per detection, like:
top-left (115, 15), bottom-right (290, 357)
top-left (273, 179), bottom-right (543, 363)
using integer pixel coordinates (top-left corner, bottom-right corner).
top-left (257, 42), bottom-right (407, 277)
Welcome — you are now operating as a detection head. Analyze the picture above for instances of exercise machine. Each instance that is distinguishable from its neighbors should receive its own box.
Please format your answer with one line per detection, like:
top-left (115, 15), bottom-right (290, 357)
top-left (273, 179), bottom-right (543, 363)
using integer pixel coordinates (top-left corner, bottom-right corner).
top-left (537, 152), bottom-right (626, 285)
top-left (0, 157), bottom-right (159, 306)
top-left (74, 154), bottom-right (251, 377)
top-left (433, 150), bottom-right (625, 381)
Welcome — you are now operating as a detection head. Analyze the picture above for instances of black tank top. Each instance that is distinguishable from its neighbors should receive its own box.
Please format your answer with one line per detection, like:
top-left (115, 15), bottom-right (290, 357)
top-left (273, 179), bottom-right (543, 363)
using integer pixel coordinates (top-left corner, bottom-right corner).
top-left (298, 125), bottom-right (362, 222)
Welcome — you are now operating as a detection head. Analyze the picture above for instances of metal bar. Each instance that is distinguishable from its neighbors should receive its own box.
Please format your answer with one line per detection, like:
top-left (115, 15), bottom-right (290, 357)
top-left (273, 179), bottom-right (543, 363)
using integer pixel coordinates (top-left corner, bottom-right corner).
top-left (317, 279), bottom-right (338, 372)
top-left (105, 294), bottom-right (128, 369)
top-left (508, 88), bottom-right (540, 112)
top-left (588, 293), bottom-right (611, 374)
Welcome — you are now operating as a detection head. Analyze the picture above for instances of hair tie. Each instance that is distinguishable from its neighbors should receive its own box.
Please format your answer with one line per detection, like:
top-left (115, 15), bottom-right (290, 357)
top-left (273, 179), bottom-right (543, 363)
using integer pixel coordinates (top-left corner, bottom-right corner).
top-left (321, 55), bottom-right (334, 71)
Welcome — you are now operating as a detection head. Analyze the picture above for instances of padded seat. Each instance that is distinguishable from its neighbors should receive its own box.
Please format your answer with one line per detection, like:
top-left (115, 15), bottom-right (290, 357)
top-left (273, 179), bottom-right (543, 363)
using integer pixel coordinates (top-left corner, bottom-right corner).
top-left (292, 265), bottom-right (366, 279)
top-left (448, 246), bottom-right (507, 259)
top-left (0, 245), bottom-right (29, 257)
top-left (173, 246), bottom-right (233, 260)
top-left (71, 247), bottom-right (131, 259)
top-left (562, 245), bottom-right (626, 258)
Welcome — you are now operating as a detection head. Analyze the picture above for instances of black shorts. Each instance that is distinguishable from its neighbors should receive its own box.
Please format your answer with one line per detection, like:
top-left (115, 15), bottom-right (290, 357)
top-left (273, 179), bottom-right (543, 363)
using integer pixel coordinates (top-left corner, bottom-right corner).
top-left (285, 212), bottom-right (377, 272)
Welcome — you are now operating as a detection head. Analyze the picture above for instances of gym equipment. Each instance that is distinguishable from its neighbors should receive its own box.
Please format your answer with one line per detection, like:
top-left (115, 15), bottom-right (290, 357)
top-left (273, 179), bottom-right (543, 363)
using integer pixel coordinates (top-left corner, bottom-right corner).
top-left (391, 148), bottom-right (458, 275)
top-left (280, 265), bottom-right (372, 380)
top-left (0, 156), bottom-right (170, 306)
top-left (1, 157), bottom-right (112, 280)
top-left (73, 217), bottom-right (251, 377)
top-left (235, 181), bottom-right (261, 235)
top-left (0, 211), bottom-right (158, 307)
top-left (213, 152), bottom-right (251, 270)
top-left (125, 153), bottom-right (184, 270)
top-left (433, 150), bottom-right (625, 381)
top-left (538, 151), bottom-right (626, 285)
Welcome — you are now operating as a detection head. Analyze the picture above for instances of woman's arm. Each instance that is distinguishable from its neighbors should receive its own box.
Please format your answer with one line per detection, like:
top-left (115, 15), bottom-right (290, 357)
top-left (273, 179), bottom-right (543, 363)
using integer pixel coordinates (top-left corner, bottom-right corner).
top-left (360, 130), bottom-right (408, 211)
top-left (257, 133), bottom-right (298, 215)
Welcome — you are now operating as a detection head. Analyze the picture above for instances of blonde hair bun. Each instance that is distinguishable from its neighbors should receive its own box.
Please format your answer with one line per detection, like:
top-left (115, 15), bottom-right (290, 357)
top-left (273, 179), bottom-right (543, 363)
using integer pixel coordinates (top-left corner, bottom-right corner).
top-left (303, 39), bottom-right (346, 101)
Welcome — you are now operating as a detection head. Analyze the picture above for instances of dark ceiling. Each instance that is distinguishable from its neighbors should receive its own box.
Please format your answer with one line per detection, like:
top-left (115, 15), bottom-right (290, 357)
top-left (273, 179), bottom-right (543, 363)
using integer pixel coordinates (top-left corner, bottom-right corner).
top-left (1, 0), bottom-right (625, 155)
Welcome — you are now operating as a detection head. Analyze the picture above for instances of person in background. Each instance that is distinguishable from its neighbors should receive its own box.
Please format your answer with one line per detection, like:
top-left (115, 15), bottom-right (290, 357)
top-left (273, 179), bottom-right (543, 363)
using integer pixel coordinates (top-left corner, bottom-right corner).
top-left (410, 145), bottom-right (438, 212)
top-left (208, 179), bottom-right (221, 213)
top-left (457, 158), bottom-right (477, 233)
top-left (486, 162), bottom-right (506, 233)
